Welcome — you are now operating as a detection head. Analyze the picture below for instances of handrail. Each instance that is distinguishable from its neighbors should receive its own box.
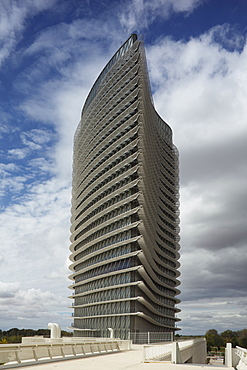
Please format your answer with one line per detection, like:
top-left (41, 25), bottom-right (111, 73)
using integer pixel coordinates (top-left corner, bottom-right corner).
top-left (236, 346), bottom-right (247, 370)
top-left (0, 339), bottom-right (130, 366)
top-left (143, 338), bottom-right (207, 363)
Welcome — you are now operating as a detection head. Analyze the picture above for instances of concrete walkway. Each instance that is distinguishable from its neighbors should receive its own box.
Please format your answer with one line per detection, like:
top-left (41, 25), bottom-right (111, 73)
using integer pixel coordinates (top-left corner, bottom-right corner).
top-left (1, 346), bottom-right (234, 370)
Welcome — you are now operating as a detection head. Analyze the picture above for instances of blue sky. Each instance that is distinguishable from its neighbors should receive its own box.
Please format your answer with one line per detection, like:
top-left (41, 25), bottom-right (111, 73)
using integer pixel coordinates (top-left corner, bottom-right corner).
top-left (0, 0), bottom-right (247, 335)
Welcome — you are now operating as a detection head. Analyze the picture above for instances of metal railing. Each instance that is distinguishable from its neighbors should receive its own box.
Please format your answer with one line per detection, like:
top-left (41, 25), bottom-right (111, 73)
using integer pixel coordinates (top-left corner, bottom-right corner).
top-left (129, 332), bottom-right (173, 344)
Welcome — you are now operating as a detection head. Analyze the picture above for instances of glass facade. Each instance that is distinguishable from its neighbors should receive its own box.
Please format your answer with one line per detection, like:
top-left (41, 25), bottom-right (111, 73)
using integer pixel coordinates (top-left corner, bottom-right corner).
top-left (69, 34), bottom-right (180, 339)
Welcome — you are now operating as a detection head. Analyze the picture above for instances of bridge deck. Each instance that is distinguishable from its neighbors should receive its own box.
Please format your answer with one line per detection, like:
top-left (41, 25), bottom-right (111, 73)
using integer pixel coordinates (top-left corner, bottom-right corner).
top-left (1, 345), bottom-right (234, 370)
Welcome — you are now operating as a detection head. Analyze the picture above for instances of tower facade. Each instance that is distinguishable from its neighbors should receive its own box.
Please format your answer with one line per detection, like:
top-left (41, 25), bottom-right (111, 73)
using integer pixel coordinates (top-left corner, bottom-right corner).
top-left (69, 34), bottom-right (180, 339)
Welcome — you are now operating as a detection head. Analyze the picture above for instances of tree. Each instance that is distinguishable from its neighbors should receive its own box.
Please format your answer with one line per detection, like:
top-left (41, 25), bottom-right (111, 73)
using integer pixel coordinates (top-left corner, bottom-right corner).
top-left (0, 328), bottom-right (73, 343)
top-left (238, 329), bottom-right (247, 348)
top-left (205, 329), bottom-right (223, 350)
top-left (221, 330), bottom-right (237, 347)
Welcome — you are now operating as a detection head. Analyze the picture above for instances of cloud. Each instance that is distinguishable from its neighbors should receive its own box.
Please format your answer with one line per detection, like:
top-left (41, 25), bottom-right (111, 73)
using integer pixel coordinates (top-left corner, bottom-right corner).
top-left (0, 6), bottom-right (143, 330)
top-left (0, 177), bottom-right (71, 278)
top-left (209, 24), bottom-right (246, 52)
top-left (0, 109), bottom-right (11, 138)
top-left (7, 148), bottom-right (29, 159)
top-left (0, 12), bottom-right (105, 330)
top-left (0, 282), bottom-right (70, 329)
top-left (28, 157), bottom-right (54, 174)
top-left (17, 21), bottom-right (120, 180)
top-left (0, 173), bottom-right (27, 198)
top-left (0, 175), bottom-right (72, 329)
top-left (20, 129), bottom-right (53, 150)
top-left (0, 282), bottom-right (19, 298)
top-left (118, 0), bottom-right (203, 33)
top-left (0, 0), bottom-right (57, 66)
top-left (2, 128), bottom-right (57, 199)
top-left (0, 0), bottom-right (246, 334)
top-left (24, 18), bottom-right (118, 58)
top-left (179, 296), bottom-right (247, 334)
top-left (146, 25), bottom-right (247, 332)
top-left (0, 163), bottom-right (19, 172)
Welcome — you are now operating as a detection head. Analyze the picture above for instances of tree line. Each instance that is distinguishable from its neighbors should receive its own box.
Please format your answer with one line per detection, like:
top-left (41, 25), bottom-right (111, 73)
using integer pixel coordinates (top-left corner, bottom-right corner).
top-left (205, 329), bottom-right (247, 350)
top-left (0, 328), bottom-right (73, 344)
top-left (1, 327), bottom-right (247, 348)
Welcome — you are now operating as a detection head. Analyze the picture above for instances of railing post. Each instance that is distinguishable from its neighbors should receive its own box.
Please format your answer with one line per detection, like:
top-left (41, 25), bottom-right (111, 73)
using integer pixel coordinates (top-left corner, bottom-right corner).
top-left (172, 341), bottom-right (178, 363)
top-left (33, 345), bottom-right (38, 361)
top-left (172, 341), bottom-right (183, 364)
top-left (225, 343), bottom-right (233, 367)
top-left (142, 346), bottom-right (146, 362)
top-left (15, 346), bottom-right (21, 364)
top-left (148, 332), bottom-right (150, 344)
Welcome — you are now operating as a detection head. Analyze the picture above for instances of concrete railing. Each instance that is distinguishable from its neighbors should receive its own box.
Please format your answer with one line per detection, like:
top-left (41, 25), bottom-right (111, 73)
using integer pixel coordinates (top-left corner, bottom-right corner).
top-left (143, 338), bottom-right (207, 363)
top-left (236, 346), bottom-right (247, 370)
top-left (177, 338), bottom-right (207, 364)
top-left (0, 339), bottom-right (130, 366)
top-left (225, 342), bottom-right (246, 368)
top-left (143, 342), bottom-right (173, 362)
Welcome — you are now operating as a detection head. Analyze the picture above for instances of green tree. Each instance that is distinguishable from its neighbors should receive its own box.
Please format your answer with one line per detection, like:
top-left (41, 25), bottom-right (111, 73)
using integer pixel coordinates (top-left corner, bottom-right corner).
top-left (205, 329), bottom-right (223, 350)
top-left (0, 328), bottom-right (73, 343)
top-left (221, 330), bottom-right (238, 347)
top-left (238, 329), bottom-right (247, 348)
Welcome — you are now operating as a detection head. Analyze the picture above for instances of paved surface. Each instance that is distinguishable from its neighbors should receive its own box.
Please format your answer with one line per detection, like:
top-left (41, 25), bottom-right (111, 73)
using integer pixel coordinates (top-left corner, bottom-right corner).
top-left (2, 346), bottom-right (233, 370)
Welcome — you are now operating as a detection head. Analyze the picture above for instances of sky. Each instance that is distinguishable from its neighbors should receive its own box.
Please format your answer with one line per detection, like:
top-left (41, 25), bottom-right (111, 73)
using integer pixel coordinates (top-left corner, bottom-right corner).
top-left (0, 0), bottom-right (246, 336)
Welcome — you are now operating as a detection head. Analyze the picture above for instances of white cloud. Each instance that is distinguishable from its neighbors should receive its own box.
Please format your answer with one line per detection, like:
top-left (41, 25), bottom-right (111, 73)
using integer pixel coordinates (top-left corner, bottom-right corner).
top-left (148, 28), bottom-right (247, 149)
top-left (0, 177), bottom-right (71, 282)
top-left (19, 49), bottom-right (111, 181)
top-left (20, 129), bottom-right (53, 150)
top-left (0, 0), bottom-right (246, 335)
top-left (3, 129), bottom-right (57, 198)
top-left (0, 282), bottom-right (70, 329)
top-left (25, 18), bottom-right (117, 59)
top-left (19, 81), bottom-right (83, 180)
top-left (28, 157), bottom-right (54, 173)
top-left (0, 109), bottom-right (11, 138)
top-left (209, 24), bottom-right (246, 52)
top-left (146, 26), bottom-right (247, 333)
top-left (0, 163), bottom-right (19, 172)
top-left (0, 175), bottom-right (72, 329)
top-left (0, 12), bottom-right (124, 329)
top-left (118, 0), bottom-right (203, 33)
top-left (0, 0), bottom-right (57, 66)
top-left (0, 282), bottom-right (20, 298)
top-left (0, 174), bottom-right (27, 197)
top-left (20, 138), bottom-right (41, 150)
top-left (8, 148), bottom-right (29, 159)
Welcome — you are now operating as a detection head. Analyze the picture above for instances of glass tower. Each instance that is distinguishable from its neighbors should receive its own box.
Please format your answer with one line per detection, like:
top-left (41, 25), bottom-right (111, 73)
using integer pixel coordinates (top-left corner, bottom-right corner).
top-left (69, 34), bottom-right (180, 339)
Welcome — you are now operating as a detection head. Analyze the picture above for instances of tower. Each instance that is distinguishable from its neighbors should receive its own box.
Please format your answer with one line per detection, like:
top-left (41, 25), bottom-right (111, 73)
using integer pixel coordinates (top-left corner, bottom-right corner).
top-left (69, 34), bottom-right (180, 339)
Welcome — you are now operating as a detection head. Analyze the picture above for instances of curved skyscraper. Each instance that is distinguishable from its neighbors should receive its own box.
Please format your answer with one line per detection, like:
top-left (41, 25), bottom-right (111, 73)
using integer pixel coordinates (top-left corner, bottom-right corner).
top-left (69, 34), bottom-right (180, 339)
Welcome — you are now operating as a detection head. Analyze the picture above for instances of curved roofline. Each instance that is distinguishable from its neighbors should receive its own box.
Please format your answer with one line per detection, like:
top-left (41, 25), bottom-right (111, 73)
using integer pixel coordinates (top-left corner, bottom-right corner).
top-left (82, 34), bottom-right (138, 114)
